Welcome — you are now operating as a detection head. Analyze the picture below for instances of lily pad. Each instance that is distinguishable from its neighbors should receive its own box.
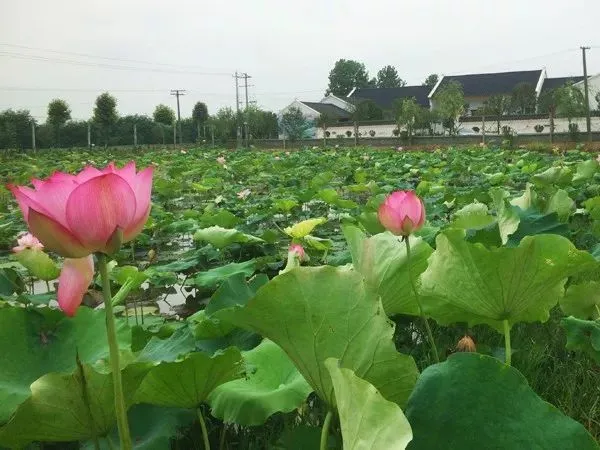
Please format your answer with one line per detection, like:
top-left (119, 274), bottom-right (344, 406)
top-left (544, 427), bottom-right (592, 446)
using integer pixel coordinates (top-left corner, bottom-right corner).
top-left (193, 226), bottom-right (263, 248)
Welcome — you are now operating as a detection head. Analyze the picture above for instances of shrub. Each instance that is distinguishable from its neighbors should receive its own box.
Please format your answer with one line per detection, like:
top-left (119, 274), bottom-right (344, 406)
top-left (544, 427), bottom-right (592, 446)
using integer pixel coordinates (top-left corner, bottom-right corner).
top-left (392, 128), bottom-right (400, 136)
top-left (534, 124), bottom-right (544, 133)
top-left (345, 130), bottom-right (352, 137)
top-left (568, 123), bottom-right (579, 142)
top-left (325, 131), bottom-right (331, 137)
top-left (472, 126), bottom-right (480, 133)
top-left (369, 130), bottom-right (376, 137)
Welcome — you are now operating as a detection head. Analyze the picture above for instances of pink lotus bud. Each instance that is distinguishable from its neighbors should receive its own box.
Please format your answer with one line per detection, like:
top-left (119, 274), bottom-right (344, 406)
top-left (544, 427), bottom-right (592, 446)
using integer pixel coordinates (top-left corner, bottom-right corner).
top-left (378, 190), bottom-right (425, 236)
top-left (8, 161), bottom-right (153, 258)
top-left (57, 256), bottom-right (94, 316)
top-left (217, 156), bottom-right (226, 165)
top-left (13, 232), bottom-right (44, 253)
top-left (289, 244), bottom-right (307, 261)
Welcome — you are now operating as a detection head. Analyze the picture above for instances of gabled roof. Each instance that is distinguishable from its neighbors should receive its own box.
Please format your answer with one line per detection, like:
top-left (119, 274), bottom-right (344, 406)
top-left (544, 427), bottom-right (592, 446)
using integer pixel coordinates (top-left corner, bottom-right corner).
top-left (348, 85), bottom-right (431, 109)
top-left (541, 76), bottom-right (585, 93)
top-left (431, 70), bottom-right (544, 98)
top-left (300, 101), bottom-right (352, 119)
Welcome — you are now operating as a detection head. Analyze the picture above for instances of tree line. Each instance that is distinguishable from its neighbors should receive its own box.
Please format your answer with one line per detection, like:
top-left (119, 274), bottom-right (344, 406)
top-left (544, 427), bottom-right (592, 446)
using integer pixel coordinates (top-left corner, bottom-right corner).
top-left (0, 93), bottom-right (279, 150)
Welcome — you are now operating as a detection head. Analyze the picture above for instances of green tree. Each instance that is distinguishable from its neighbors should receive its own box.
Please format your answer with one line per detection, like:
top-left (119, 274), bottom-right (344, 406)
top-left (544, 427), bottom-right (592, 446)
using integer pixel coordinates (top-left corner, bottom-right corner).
top-left (279, 107), bottom-right (311, 141)
top-left (0, 109), bottom-right (34, 150)
top-left (434, 81), bottom-right (465, 135)
top-left (192, 101), bottom-right (209, 141)
top-left (153, 104), bottom-right (175, 144)
top-left (484, 95), bottom-right (511, 134)
top-left (315, 112), bottom-right (332, 146)
top-left (93, 92), bottom-right (118, 147)
top-left (327, 59), bottom-right (371, 97)
top-left (46, 99), bottom-right (71, 147)
top-left (423, 74), bottom-right (439, 88)
top-left (208, 107), bottom-right (237, 144)
top-left (555, 82), bottom-right (586, 124)
top-left (510, 82), bottom-right (537, 115)
top-left (244, 106), bottom-right (279, 140)
top-left (376, 65), bottom-right (405, 88)
top-left (394, 97), bottom-right (422, 143)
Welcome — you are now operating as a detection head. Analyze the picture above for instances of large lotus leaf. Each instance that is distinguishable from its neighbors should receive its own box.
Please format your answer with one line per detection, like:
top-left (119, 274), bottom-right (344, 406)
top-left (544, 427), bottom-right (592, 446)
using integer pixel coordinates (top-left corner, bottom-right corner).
top-left (216, 266), bottom-right (419, 408)
top-left (451, 202), bottom-right (495, 230)
top-left (206, 272), bottom-right (269, 315)
top-left (490, 188), bottom-right (519, 244)
top-left (0, 267), bottom-right (25, 296)
top-left (532, 165), bottom-right (573, 186)
top-left (208, 339), bottom-right (312, 426)
top-left (405, 353), bottom-right (598, 449)
top-left (561, 316), bottom-right (600, 363)
top-left (134, 347), bottom-right (243, 408)
top-left (325, 359), bottom-right (412, 450)
top-left (421, 230), bottom-right (594, 333)
top-left (510, 183), bottom-right (538, 210)
top-left (506, 209), bottom-right (569, 247)
top-left (0, 362), bottom-right (151, 448)
top-left (546, 189), bottom-right (575, 221)
top-left (82, 404), bottom-right (196, 450)
top-left (193, 226), bottom-right (263, 248)
top-left (136, 326), bottom-right (197, 363)
top-left (0, 307), bottom-right (131, 424)
top-left (573, 159), bottom-right (599, 183)
top-left (284, 217), bottom-right (326, 239)
top-left (13, 249), bottom-right (60, 281)
top-left (560, 281), bottom-right (600, 320)
top-left (343, 225), bottom-right (432, 316)
top-left (188, 260), bottom-right (256, 290)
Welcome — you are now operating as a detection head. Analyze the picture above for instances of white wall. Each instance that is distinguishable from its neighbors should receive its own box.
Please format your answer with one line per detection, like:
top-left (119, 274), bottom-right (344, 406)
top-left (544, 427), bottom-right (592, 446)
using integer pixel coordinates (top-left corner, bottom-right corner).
top-left (278, 100), bottom-right (319, 139)
top-left (574, 74), bottom-right (600, 111)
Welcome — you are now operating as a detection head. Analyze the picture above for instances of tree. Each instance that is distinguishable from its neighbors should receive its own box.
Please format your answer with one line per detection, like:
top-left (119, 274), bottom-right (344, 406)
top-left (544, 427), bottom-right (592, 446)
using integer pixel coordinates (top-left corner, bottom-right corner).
top-left (93, 92), bottom-right (118, 147)
top-left (244, 106), bottom-right (279, 140)
top-left (394, 97), bottom-right (422, 143)
top-left (326, 59), bottom-right (371, 97)
top-left (279, 107), bottom-right (311, 141)
top-left (153, 104), bottom-right (175, 144)
top-left (376, 65), bottom-right (405, 88)
top-left (46, 99), bottom-right (71, 147)
top-left (423, 74), bottom-right (439, 88)
top-left (510, 82), bottom-right (537, 114)
top-left (207, 107), bottom-right (237, 144)
top-left (555, 82), bottom-right (586, 124)
top-left (315, 112), bottom-right (332, 146)
top-left (0, 109), bottom-right (34, 150)
top-left (484, 95), bottom-right (511, 133)
top-left (434, 81), bottom-right (464, 135)
top-left (192, 102), bottom-right (209, 140)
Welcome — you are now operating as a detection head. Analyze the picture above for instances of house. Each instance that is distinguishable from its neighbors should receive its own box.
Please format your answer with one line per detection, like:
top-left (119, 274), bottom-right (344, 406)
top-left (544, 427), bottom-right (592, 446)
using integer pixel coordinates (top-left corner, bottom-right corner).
top-left (429, 69), bottom-right (546, 115)
top-left (541, 74), bottom-right (600, 111)
top-left (346, 85), bottom-right (431, 115)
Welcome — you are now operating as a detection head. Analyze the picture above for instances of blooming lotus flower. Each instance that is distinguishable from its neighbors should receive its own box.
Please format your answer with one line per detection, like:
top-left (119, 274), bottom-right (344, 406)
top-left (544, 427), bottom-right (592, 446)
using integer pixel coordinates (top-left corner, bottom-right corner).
top-left (13, 232), bottom-right (44, 253)
top-left (378, 190), bottom-right (425, 236)
top-left (8, 161), bottom-right (153, 258)
top-left (8, 162), bottom-right (153, 316)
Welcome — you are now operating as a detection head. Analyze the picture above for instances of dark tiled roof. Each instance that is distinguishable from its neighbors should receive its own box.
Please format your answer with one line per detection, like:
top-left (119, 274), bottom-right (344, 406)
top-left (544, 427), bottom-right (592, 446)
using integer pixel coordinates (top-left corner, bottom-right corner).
top-left (541, 76), bottom-right (585, 93)
top-left (435, 70), bottom-right (543, 97)
top-left (301, 102), bottom-right (351, 119)
top-left (348, 86), bottom-right (431, 109)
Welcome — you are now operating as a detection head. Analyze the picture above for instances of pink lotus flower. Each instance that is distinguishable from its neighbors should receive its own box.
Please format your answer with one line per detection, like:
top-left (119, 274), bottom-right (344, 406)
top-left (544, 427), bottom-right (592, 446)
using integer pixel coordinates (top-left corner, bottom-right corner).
top-left (289, 243), bottom-right (307, 261)
top-left (378, 191), bottom-right (425, 236)
top-left (8, 161), bottom-right (153, 316)
top-left (12, 232), bottom-right (44, 253)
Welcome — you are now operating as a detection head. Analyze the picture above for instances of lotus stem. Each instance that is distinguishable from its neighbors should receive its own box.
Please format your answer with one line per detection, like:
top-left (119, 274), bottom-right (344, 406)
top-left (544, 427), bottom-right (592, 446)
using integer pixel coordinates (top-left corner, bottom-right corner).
top-left (98, 253), bottom-right (132, 450)
top-left (219, 423), bottom-right (227, 450)
top-left (320, 410), bottom-right (333, 450)
top-left (404, 237), bottom-right (440, 363)
top-left (503, 319), bottom-right (512, 366)
top-left (197, 407), bottom-right (211, 450)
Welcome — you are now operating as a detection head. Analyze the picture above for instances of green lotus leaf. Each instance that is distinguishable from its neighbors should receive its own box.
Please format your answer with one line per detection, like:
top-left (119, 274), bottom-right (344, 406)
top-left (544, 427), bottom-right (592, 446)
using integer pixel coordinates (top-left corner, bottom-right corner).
top-left (421, 230), bottom-right (594, 332)
top-left (188, 260), bottom-right (256, 290)
top-left (490, 188), bottom-right (520, 244)
top-left (546, 189), bottom-right (575, 221)
top-left (216, 266), bottom-right (419, 408)
top-left (208, 339), bottom-right (312, 426)
top-left (134, 347), bottom-right (243, 408)
top-left (325, 359), bottom-right (412, 450)
top-left (13, 249), bottom-right (60, 281)
top-left (284, 217), bottom-right (326, 239)
top-left (561, 316), bottom-right (600, 363)
top-left (0, 307), bottom-right (131, 424)
top-left (193, 226), bottom-right (263, 248)
top-left (406, 353), bottom-right (598, 449)
top-left (451, 202), bottom-right (495, 230)
top-left (573, 159), bottom-right (599, 183)
top-left (560, 281), bottom-right (600, 320)
top-left (343, 225), bottom-right (432, 316)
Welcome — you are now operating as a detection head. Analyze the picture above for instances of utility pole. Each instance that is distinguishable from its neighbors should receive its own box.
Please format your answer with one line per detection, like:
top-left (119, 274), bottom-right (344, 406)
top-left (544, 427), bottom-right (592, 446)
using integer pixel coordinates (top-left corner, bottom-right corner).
top-left (133, 123), bottom-right (138, 147)
top-left (241, 73), bottom-right (253, 147)
top-left (234, 72), bottom-right (242, 147)
top-left (170, 89), bottom-right (186, 144)
top-left (581, 46), bottom-right (592, 142)
top-left (31, 121), bottom-right (36, 151)
top-left (87, 121), bottom-right (91, 148)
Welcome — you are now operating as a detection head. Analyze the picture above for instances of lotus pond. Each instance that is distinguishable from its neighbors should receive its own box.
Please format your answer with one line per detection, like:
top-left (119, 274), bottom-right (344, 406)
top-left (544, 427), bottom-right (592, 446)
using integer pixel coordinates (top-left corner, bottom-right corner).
top-left (1, 145), bottom-right (600, 449)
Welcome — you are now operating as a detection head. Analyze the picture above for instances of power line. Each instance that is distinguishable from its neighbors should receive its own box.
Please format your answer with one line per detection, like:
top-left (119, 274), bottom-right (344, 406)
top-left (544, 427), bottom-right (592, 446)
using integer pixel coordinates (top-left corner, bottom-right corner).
top-left (0, 51), bottom-right (232, 76)
top-left (0, 43), bottom-right (234, 72)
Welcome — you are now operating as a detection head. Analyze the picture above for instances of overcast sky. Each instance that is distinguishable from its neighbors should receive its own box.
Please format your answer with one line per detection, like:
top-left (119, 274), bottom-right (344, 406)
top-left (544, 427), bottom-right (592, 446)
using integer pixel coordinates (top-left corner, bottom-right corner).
top-left (1, 0), bottom-right (599, 122)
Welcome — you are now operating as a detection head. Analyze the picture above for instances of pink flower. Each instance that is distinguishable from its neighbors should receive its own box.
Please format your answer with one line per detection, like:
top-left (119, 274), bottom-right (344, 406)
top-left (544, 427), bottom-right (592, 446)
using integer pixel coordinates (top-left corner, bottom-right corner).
top-left (8, 161), bottom-right (153, 258)
top-left (12, 232), bottom-right (44, 253)
top-left (378, 191), bottom-right (425, 236)
top-left (289, 244), bottom-right (307, 261)
top-left (217, 156), bottom-right (226, 165)
top-left (8, 162), bottom-right (153, 316)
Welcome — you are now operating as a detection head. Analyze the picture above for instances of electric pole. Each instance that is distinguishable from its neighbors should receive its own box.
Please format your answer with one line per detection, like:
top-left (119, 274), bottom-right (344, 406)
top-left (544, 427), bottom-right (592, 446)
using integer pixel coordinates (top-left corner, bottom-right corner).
top-left (31, 121), bottom-right (36, 151)
top-left (133, 123), bottom-right (138, 147)
top-left (581, 46), bottom-right (592, 142)
top-left (170, 89), bottom-right (186, 144)
top-left (242, 73), bottom-right (253, 147)
top-left (234, 72), bottom-right (241, 147)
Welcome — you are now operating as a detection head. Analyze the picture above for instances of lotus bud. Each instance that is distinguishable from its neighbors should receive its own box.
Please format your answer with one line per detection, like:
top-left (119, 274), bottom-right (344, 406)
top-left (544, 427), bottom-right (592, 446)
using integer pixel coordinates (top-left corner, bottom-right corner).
top-left (378, 190), bottom-right (425, 236)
